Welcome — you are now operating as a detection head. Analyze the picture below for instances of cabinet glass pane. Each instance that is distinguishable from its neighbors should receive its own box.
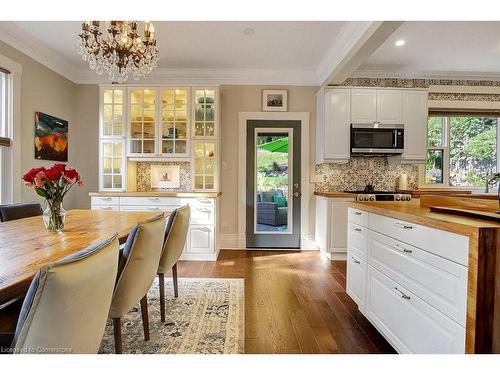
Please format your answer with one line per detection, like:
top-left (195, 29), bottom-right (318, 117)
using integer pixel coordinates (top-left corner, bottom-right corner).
top-left (103, 105), bottom-right (113, 123)
top-left (130, 140), bottom-right (142, 153)
top-left (194, 123), bottom-right (204, 136)
top-left (206, 143), bottom-right (215, 157)
top-left (113, 142), bottom-right (122, 156)
top-left (143, 123), bottom-right (155, 138)
top-left (205, 176), bottom-right (214, 189)
top-left (163, 140), bottom-right (174, 154)
top-left (131, 90), bottom-right (143, 104)
top-left (103, 90), bottom-right (113, 103)
top-left (195, 104), bottom-right (204, 121)
top-left (175, 140), bottom-right (187, 154)
top-left (194, 143), bottom-right (204, 157)
top-left (143, 89), bottom-right (155, 103)
top-left (103, 143), bottom-right (112, 156)
top-left (205, 107), bottom-right (214, 121)
top-left (163, 123), bottom-right (174, 139)
top-left (143, 140), bottom-right (155, 153)
top-left (195, 176), bottom-right (204, 190)
top-left (113, 175), bottom-right (122, 188)
top-left (205, 159), bottom-right (214, 175)
top-left (103, 175), bottom-right (112, 189)
top-left (103, 157), bottom-right (112, 173)
top-left (194, 159), bottom-right (203, 174)
top-left (130, 123), bottom-right (142, 139)
top-left (113, 90), bottom-right (123, 104)
top-left (205, 122), bottom-right (215, 137)
top-left (162, 90), bottom-right (174, 106)
top-left (113, 123), bottom-right (122, 136)
top-left (112, 157), bottom-right (121, 173)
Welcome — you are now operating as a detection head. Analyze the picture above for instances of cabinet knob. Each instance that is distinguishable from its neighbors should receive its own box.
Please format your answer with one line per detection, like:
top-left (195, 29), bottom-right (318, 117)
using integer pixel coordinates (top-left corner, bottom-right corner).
top-left (354, 211), bottom-right (362, 216)
top-left (352, 227), bottom-right (362, 232)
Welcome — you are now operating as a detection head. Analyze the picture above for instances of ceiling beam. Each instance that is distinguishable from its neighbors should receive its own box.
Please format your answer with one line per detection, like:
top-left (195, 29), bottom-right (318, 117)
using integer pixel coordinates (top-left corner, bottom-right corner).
top-left (316, 21), bottom-right (403, 87)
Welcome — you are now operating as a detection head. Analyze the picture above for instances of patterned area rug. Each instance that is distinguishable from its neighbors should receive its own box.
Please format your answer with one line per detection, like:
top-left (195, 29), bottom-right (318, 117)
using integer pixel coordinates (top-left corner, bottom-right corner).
top-left (99, 278), bottom-right (244, 354)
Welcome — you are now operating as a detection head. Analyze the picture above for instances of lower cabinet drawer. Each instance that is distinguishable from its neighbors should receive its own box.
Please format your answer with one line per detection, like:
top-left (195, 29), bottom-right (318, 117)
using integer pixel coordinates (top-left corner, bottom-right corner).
top-left (368, 230), bottom-right (467, 326)
top-left (120, 196), bottom-right (182, 206)
top-left (346, 254), bottom-right (367, 312)
top-left (91, 205), bottom-right (119, 211)
top-left (91, 196), bottom-right (119, 206)
top-left (119, 205), bottom-right (177, 213)
top-left (183, 197), bottom-right (215, 208)
top-left (187, 225), bottom-right (215, 254)
top-left (347, 222), bottom-right (368, 261)
top-left (190, 205), bottom-right (215, 225)
top-left (366, 265), bottom-right (465, 354)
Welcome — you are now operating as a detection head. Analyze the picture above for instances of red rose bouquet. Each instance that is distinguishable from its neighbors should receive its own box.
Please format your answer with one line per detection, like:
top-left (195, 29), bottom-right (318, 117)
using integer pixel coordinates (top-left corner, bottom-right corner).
top-left (22, 163), bottom-right (83, 232)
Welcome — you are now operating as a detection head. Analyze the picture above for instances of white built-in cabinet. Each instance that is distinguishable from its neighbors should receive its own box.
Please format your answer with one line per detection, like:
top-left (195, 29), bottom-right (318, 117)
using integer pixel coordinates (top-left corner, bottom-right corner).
top-left (314, 196), bottom-right (354, 260)
top-left (315, 87), bottom-right (428, 164)
top-left (98, 86), bottom-right (219, 192)
top-left (346, 208), bottom-right (468, 353)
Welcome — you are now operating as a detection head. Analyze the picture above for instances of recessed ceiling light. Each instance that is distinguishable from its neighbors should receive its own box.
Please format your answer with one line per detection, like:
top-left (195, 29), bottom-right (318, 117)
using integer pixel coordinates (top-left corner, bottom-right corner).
top-left (395, 39), bottom-right (406, 47)
top-left (243, 27), bottom-right (255, 36)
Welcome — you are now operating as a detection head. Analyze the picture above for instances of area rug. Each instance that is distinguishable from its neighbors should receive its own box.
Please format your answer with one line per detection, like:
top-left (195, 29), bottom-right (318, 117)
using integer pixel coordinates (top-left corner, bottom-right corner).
top-left (99, 278), bottom-right (244, 354)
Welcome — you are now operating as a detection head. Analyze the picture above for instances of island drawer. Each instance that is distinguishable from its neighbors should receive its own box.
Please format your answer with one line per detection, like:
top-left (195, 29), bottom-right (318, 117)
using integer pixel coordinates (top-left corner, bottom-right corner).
top-left (348, 207), bottom-right (368, 227)
top-left (120, 196), bottom-right (182, 206)
top-left (91, 196), bottom-right (120, 206)
top-left (347, 222), bottom-right (368, 261)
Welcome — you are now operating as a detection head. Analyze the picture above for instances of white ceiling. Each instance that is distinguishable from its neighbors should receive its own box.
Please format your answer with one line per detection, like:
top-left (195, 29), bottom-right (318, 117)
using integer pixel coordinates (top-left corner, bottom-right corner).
top-left (0, 21), bottom-right (345, 84)
top-left (356, 21), bottom-right (500, 79)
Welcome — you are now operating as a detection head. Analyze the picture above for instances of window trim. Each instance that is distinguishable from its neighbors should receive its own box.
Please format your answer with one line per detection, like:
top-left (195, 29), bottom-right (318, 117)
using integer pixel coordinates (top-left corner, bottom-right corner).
top-left (419, 115), bottom-right (500, 191)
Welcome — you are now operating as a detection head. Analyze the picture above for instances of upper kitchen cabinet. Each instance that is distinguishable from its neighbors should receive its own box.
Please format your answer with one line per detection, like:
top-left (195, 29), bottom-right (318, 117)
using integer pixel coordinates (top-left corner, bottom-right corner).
top-left (351, 88), bottom-right (402, 124)
top-left (128, 88), bottom-right (157, 156)
top-left (316, 88), bottom-right (351, 163)
top-left (160, 88), bottom-right (190, 157)
top-left (390, 90), bottom-right (428, 163)
top-left (193, 88), bottom-right (217, 138)
top-left (350, 89), bottom-right (377, 123)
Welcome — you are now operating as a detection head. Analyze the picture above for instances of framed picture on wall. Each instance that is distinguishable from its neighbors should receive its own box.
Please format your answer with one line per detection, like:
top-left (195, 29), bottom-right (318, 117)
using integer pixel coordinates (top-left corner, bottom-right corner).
top-left (151, 165), bottom-right (181, 189)
top-left (262, 90), bottom-right (287, 112)
top-left (34, 111), bottom-right (68, 161)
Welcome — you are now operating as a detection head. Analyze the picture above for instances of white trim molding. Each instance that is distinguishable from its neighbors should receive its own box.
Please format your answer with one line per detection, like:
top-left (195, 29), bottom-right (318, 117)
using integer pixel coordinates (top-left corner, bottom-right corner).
top-left (0, 53), bottom-right (22, 203)
top-left (237, 111), bottom-right (311, 250)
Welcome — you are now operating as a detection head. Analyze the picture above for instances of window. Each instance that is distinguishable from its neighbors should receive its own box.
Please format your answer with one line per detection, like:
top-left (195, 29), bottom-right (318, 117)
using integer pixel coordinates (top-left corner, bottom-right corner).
top-left (0, 69), bottom-right (12, 204)
top-left (424, 115), bottom-right (499, 189)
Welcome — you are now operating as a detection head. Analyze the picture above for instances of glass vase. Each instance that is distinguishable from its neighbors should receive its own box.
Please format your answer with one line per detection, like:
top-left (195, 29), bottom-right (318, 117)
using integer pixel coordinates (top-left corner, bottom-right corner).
top-left (43, 199), bottom-right (66, 232)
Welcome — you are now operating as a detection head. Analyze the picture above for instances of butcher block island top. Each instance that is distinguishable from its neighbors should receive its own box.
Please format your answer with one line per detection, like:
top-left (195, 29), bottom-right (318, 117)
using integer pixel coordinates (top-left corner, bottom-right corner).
top-left (348, 196), bottom-right (500, 353)
top-left (89, 191), bottom-right (222, 198)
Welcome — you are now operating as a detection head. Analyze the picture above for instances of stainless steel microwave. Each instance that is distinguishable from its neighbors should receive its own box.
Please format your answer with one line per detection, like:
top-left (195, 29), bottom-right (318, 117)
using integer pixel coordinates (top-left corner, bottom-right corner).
top-left (350, 123), bottom-right (404, 155)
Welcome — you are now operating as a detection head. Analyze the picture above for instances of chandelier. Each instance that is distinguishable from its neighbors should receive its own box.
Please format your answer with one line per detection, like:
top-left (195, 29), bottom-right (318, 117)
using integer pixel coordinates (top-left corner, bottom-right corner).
top-left (78, 21), bottom-right (159, 82)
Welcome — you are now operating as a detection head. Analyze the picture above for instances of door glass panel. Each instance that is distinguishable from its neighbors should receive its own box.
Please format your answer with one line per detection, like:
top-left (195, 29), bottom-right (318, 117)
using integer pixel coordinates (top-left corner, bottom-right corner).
top-left (255, 132), bottom-right (290, 233)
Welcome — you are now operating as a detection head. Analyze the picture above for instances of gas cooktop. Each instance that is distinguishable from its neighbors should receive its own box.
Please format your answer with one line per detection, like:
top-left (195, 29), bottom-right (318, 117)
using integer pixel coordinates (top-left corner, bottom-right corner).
top-left (343, 187), bottom-right (412, 202)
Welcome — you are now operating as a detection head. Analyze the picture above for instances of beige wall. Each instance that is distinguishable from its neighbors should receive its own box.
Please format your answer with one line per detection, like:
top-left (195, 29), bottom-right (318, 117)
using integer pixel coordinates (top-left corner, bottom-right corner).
top-left (219, 85), bottom-right (318, 237)
top-left (0, 40), bottom-right (76, 206)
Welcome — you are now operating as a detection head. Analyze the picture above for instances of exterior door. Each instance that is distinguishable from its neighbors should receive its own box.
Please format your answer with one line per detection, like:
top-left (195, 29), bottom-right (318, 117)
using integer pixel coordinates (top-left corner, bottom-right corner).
top-left (246, 120), bottom-right (301, 248)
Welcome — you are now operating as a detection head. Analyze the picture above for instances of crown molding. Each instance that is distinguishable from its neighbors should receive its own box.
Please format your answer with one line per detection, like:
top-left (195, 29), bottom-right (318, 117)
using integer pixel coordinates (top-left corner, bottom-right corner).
top-left (351, 69), bottom-right (500, 81)
top-left (0, 22), bottom-right (79, 82)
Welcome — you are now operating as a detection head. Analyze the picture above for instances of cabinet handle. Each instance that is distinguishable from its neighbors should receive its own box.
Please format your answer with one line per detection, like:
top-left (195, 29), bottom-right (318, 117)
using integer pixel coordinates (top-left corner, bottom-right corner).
top-left (148, 207), bottom-right (160, 210)
top-left (101, 197), bottom-right (112, 201)
top-left (197, 207), bottom-right (211, 213)
top-left (197, 198), bottom-right (210, 203)
top-left (395, 244), bottom-right (413, 254)
top-left (149, 197), bottom-right (160, 201)
top-left (195, 227), bottom-right (211, 232)
top-left (354, 211), bottom-right (362, 216)
top-left (101, 206), bottom-right (113, 210)
top-left (393, 287), bottom-right (411, 300)
top-left (351, 256), bottom-right (361, 264)
top-left (394, 222), bottom-right (414, 230)
top-left (352, 226), bottom-right (362, 232)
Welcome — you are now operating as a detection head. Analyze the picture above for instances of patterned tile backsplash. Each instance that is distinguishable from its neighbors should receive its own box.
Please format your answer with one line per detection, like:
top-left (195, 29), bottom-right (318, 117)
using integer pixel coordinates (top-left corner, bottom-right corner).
top-left (136, 162), bottom-right (191, 191)
top-left (315, 157), bottom-right (419, 192)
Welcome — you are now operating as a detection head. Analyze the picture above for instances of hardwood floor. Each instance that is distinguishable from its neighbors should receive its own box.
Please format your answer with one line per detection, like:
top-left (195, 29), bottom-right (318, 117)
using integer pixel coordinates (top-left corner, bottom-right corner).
top-left (176, 250), bottom-right (396, 354)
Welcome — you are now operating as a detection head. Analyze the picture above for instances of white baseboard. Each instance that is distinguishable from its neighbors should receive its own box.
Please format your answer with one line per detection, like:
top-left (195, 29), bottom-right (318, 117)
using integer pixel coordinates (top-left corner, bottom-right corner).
top-left (180, 252), bottom-right (219, 261)
top-left (320, 251), bottom-right (347, 261)
top-left (219, 232), bottom-right (319, 251)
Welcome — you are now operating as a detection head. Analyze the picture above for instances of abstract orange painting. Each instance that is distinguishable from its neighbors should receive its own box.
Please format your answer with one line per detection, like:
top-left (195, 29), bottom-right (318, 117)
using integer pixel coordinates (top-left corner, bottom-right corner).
top-left (34, 112), bottom-right (68, 162)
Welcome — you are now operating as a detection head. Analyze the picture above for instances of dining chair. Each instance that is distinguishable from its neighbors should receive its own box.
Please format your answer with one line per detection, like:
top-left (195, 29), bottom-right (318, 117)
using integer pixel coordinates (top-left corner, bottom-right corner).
top-left (108, 214), bottom-right (166, 354)
top-left (11, 234), bottom-right (120, 354)
top-left (157, 205), bottom-right (191, 322)
top-left (0, 202), bottom-right (42, 222)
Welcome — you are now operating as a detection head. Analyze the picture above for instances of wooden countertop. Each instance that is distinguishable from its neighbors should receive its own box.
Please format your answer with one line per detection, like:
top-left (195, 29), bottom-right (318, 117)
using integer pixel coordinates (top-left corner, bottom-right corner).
top-left (348, 200), bottom-right (500, 237)
top-left (314, 191), bottom-right (357, 198)
top-left (89, 191), bottom-right (222, 198)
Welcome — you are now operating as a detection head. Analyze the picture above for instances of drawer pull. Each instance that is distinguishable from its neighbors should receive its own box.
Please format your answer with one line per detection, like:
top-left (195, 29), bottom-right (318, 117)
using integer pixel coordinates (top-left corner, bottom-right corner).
top-left (195, 227), bottom-right (212, 232)
top-left (149, 197), bottom-right (160, 201)
top-left (394, 222), bottom-right (414, 230)
top-left (395, 244), bottom-right (413, 254)
top-left (197, 198), bottom-right (210, 204)
top-left (102, 206), bottom-right (113, 210)
top-left (100, 197), bottom-right (112, 201)
top-left (352, 227), bottom-right (362, 232)
top-left (197, 208), bottom-right (212, 213)
top-left (148, 207), bottom-right (160, 210)
top-left (354, 211), bottom-right (362, 216)
top-left (393, 287), bottom-right (411, 300)
top-left (351, 256), bottom-right (361, 264)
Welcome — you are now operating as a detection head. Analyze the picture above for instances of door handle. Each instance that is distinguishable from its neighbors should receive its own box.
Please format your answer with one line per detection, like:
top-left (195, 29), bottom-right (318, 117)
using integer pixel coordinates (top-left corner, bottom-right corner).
top-left (292, 192), bottom-right (300, 198)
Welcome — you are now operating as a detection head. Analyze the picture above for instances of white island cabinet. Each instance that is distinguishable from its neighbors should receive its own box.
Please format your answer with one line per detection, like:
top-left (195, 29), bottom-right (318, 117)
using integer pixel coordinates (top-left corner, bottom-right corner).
top-left (91, 193), bottom-right (220, 261)
top-left (346, 207), bottom-right (468, 353)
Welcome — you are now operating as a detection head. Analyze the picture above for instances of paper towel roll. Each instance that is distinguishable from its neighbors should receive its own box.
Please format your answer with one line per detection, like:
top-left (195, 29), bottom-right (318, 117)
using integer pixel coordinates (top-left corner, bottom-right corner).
top-left (398, 173), bottom-right (408, 190)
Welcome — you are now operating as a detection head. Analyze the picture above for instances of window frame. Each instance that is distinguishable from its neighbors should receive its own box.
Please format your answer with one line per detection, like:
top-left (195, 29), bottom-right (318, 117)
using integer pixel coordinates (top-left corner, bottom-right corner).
top-left (419, 115), bottom-right (500, 191)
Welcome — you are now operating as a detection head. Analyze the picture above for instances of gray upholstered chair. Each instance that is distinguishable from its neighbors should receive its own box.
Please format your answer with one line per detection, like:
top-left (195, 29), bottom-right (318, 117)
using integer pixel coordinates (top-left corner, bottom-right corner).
top-left (157, 205), bottom-right (191, 322)
top-left (0, 202), bottom-right (42, 222)
top-left (109, 214), bottom-right (166, 354)
top-left (11, 234), bottom-right (120, 354)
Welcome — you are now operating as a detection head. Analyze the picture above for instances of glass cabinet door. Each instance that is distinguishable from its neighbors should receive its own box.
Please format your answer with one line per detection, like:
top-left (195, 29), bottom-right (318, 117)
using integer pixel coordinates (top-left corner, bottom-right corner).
top-left (160, 88), bottom-right (189, 156)
top-left (193, 141), bottom-right (216, 190)
top-left (102, 89), bottom-right (124, 137)
top-left (129, 88), bottom-right (157, 155)
top-left (193, 89), bottom-right (216, 138)
top-left (101, 140), bottom-right (125, 190)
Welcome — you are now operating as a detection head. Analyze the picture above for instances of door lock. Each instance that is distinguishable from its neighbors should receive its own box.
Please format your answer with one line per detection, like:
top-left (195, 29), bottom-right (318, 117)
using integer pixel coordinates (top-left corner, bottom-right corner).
top-left (292, 192), bottom-right (301, 198)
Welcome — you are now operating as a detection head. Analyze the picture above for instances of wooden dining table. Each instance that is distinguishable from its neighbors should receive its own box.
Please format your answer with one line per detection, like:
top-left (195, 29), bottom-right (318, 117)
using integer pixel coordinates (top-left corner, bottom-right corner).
top-left (0, 209), bottom-right (166, 305)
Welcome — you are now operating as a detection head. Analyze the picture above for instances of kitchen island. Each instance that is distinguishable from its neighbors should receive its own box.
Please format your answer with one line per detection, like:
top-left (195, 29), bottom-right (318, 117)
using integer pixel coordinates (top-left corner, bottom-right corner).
top-left (346, 197), bottom-right (499, 353)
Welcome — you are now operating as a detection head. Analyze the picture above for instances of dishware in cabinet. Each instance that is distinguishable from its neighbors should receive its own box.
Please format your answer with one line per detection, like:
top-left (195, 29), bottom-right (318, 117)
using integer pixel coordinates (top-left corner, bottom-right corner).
top-left (128, 87), bottom-right (157, 156)
top-left (192, 140), bottom-right (217, 191)
top-left (159, 88), bottom-right (190, 157)
top-left (192, 88), bottom-right (217, 138)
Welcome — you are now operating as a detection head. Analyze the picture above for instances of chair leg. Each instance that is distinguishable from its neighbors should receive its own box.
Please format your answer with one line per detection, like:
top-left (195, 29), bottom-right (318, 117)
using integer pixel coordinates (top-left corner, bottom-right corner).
top-left (112, 318), bottom-right (122, 354)
top-left (172, 263), bottom-right (179, 298)
top-left (140, 295), bottom-right (150, 341)
top-left (158, 273), bottom-right (166, 323)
